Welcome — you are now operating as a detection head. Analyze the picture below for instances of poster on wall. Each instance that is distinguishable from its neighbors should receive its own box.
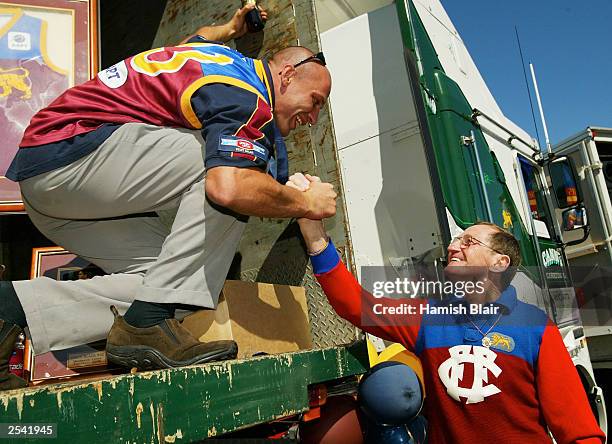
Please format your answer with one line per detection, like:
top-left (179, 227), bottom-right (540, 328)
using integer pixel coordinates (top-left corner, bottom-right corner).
top-left (0, 0), bottom-right (97, 212)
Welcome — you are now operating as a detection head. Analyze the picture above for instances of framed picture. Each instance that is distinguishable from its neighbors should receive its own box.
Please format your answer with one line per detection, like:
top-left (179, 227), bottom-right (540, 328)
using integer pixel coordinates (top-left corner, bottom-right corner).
top-left (25, 246), bottom-right (114, 384)
top-left (0, 0), bottom-right (98, 212)
top-left (29, 246), bottom-right (92, 280)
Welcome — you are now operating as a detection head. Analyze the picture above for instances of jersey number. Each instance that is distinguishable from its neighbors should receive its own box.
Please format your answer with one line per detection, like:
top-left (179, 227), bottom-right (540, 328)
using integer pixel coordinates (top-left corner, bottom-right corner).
top-left (131, 47), bottom-right (233, 76)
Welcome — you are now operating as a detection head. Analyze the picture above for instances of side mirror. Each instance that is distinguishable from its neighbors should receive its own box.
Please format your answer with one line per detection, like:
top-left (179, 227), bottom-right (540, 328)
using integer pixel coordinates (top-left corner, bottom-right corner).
top-left (549, 157), bottom-right (582, 209)
top-left (562, 204), bottom-right (587, 231)
top-left (561, 203), bottom-right (591, 247)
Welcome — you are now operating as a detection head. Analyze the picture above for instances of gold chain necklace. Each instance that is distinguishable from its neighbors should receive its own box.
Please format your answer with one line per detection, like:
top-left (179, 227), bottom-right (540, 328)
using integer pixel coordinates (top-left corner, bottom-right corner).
top-left (465, 311), bottom-right (503, 348)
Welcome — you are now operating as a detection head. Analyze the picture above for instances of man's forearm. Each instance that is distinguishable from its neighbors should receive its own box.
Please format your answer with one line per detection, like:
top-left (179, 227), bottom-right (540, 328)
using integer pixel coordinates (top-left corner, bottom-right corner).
top-left (313, 245), bottom-right (423, 349)
top-left (298, 220), bottom-right (328, 254)
top-left (206, 167), bottom-right (309, 218)
top-left (180, 24), bottom-right (234, 44)
top-left (180, 5), bottom-right (265, 44)
top-left (225, 174), bottom-right (309, 218)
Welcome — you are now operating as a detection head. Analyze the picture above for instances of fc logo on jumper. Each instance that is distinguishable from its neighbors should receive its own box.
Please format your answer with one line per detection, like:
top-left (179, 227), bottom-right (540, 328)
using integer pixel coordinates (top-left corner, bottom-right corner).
top-left (438, 345), bottom-right (502, 404)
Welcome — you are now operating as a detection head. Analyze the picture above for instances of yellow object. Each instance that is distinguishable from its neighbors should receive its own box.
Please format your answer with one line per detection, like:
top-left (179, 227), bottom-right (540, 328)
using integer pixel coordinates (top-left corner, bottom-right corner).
top-left (0, 67), bottom-right (32, 99)
top-left (131, 47), bottom-right (233, 76)
top-left (502, 209), bottom-right (513, 228)
top-left (366, 340), bottom-right (425, 397)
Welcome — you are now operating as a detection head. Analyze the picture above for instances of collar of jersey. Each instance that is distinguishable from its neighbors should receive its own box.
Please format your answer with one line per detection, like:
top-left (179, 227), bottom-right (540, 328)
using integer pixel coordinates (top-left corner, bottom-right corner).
top-left (443, 284), bottom-right (518, 314)
top-left (262, 60), bottom-right (275, 110)
top-left (494, 285), bottom-right (518, 312)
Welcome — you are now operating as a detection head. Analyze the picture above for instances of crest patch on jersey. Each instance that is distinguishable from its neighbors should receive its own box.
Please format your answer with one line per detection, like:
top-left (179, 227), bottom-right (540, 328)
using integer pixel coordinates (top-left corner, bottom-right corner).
top-left (218, 136), bottom-right (269, 163)
top-left (484, 332), bottom-right (515, 352)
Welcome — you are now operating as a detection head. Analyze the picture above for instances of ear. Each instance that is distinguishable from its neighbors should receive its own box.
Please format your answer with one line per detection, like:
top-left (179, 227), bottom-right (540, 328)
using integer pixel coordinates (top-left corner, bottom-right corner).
top-left (489, 254), bottom-right (510, 273)
top-left (279, 64), bottom-right (297, 91)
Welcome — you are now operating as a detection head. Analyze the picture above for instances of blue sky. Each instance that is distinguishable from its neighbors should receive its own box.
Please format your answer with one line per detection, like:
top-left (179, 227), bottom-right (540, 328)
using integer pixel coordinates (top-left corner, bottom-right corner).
top-left (441, 0), bottom-right (612, 146)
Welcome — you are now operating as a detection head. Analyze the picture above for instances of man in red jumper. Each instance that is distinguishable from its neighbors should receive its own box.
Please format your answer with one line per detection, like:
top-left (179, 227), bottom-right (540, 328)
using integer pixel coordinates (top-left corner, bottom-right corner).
top-left (287, 173), bottom-right (605, 443)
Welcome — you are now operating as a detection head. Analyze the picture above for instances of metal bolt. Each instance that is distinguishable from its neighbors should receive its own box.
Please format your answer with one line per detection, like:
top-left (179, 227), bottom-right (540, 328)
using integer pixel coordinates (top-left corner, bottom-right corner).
top-left (461, 135), bottom-right (475, 146)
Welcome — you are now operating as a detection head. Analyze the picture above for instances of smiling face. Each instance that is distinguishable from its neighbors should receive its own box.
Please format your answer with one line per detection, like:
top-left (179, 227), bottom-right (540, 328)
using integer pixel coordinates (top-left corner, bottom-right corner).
top-left (444, 224), bottom-right (510, 287)
top-left (447, 225), bottom-right (500, 268)
top-left (272, 58), bottom-right (332, 136)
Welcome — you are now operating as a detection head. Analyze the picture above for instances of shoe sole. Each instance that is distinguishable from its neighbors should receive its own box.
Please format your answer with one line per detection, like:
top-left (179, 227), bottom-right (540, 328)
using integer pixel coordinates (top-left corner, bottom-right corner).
top-left (106, 343), bottom-right (238, 371)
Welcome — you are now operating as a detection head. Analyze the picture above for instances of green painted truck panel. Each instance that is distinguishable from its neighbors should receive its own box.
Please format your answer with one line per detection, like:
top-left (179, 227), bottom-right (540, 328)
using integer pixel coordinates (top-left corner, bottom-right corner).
top-left (0, 344), bottom-right (368, 443)
top-left (395, 0), bottom-right (550, 280)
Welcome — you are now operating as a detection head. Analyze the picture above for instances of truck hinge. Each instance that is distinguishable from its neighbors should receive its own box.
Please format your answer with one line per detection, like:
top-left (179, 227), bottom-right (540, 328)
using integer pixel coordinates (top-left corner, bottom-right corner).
top-left (533, 152), bottom-right (544, 164)
top-left (577, 162), bottom-right (603, 180)
top-left (461, 135), bottom-right (475, 146)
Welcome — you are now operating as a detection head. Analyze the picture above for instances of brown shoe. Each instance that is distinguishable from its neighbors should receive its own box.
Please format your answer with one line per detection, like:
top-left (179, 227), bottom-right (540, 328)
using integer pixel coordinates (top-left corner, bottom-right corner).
top-left (0, 320), bottom-right (27, 391)
top-left (105, 306), bottom-right (237, 370)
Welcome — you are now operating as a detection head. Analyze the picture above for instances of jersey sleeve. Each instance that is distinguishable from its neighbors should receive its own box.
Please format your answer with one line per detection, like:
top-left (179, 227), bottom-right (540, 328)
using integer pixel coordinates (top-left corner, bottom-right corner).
top-left (536, 321), bottom-right (605, 444)
top-left (311, 239), bottom-right (425, 351)
top-left (191, 83), bottom-right (275, 171)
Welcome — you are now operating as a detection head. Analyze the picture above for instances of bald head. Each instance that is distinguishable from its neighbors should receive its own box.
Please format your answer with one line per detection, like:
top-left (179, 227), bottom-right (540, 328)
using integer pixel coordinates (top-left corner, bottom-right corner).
top-left (271, 46), bottom-right (317, 66)
top-left (269, 46), bottom-right (332, 136)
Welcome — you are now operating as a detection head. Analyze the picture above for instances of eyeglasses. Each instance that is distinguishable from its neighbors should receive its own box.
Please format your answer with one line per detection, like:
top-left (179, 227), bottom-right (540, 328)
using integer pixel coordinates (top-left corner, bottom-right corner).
top-left (293, 52), bottom-right (326, 69)
top-left (450, 234), bottom-right (505, 255)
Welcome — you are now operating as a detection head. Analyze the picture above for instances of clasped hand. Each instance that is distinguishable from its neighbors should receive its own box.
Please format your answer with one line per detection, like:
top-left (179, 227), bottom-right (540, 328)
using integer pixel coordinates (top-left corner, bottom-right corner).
top-left (286, 173), bottom-right (333, 249)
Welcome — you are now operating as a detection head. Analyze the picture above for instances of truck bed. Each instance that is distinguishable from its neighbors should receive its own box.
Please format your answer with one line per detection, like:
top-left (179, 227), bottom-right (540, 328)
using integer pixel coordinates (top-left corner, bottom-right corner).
top-left (1, 343), bottom-right (368, 443)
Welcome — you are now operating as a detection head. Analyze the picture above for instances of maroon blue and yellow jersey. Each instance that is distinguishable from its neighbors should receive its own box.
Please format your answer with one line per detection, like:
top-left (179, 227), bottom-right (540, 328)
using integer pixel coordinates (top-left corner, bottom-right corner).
top-left (311, 241), bottom-right (605, 444)
top-left (7, 36), bottom-right (282, 181)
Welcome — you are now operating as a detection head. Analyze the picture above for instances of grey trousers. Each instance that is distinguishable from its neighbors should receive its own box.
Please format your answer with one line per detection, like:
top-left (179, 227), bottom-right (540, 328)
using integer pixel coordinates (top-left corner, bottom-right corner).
top-left (13, 123), bottom-right (246, 353)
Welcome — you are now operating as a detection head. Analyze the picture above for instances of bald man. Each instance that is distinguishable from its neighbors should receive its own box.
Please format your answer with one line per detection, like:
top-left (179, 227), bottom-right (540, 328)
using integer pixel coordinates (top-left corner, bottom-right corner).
top-left (0, 6), bottom-right (335, 388)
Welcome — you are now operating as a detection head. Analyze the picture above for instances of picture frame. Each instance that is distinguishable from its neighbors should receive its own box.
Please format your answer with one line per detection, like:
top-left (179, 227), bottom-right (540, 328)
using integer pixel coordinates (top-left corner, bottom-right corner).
top-left (25, 246), bottom-right (116, 384)
top-left (0, 0), bottom-right (98, 212)
top-left (29, 246), bottom-right (91, 280)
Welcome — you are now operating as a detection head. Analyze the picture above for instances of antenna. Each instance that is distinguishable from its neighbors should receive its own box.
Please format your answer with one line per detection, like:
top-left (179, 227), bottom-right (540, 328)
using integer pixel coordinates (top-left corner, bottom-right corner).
top-left (529, 63), bottom-right (552, 155)
top-left (515, 26), bottom-right (541, 150)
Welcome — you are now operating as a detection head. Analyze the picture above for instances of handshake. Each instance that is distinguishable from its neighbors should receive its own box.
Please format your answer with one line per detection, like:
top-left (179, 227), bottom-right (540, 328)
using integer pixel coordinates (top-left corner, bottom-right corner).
top-left (286, 173), bottom-right (334, 254)
top-left (286, 172), bottom-right (337, 220)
